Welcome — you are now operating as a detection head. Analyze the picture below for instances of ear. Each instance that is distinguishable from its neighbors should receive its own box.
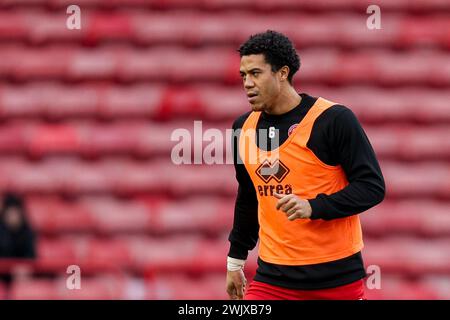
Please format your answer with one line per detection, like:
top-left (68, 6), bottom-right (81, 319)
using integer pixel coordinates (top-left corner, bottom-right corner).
top-left (278, 66), bottom-right (290, 82)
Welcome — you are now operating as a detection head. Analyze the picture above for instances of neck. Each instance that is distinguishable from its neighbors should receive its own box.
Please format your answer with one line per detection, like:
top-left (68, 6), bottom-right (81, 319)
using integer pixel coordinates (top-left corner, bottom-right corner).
top-left (265, 86), bottom-right (301, 115)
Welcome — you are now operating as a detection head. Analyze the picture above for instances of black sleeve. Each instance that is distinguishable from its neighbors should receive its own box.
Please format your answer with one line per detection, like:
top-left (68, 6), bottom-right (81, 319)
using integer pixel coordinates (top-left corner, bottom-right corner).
top-left (227, 113), bottom-right (259, 260)
top-left (308, 106), bottom-right (386, 220)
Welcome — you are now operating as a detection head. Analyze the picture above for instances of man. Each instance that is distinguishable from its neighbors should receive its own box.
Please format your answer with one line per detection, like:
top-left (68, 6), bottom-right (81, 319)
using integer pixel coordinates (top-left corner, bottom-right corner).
top-left (226, 30), bottom-right (385, 300)
top-left (0, 193), bottom-right (36, 259)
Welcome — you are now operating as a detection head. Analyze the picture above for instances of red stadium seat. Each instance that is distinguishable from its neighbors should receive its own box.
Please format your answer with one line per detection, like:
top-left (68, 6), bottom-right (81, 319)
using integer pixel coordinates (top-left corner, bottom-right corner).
top-left (382, 162), bottom-right (450, 198)
top-left (128, 235), bottom-right (207, 272)
top-left (27, 197), bottom-right (94, 233)
top-left (61, 276), bottom-right (122, 300)
top-left (158, 86), bottom-right (204, 119)
top-left (3, 158), bottom-right (450, 198)
top-left (132, 12), bottom-right (198, 45)
top-left (0, 158), bottom-right (61, 193)
top-left (1, 84), bottom-right (448, 123)
top-left (85, 13), bottom-right (133, 44)
top-left (42, 84), bottom-right (100, 119)
top-left (110, 160), bottom-right (165, 194)
top-left (0, 118), bottom-right (246, 159)
top-left (165, 163), bottom-right (235, 196)
top-left (135, 122), bottom-right (175, 156)
top-left (364, 238), bottom-right (450, 275)
top-left (68, 46), bottom-right (119, 80)
top-left (4, 45), bottom-right (71, 81)
top-left (10, 276), bottom-right (129, 300)
top-left (22, 195), bottom-right (235, 235)
top-left (2, 0), bottom-right (449, 12)
top-left (27, 123), bottom-right (80, 157)
top-left (63, 161), bottom-right (113, 194)
top-left (82, 196), bottom-right (151, 233)
top-left (83, 123), bottom-right (139, 156)
top-left (0, 124), bottom-right (26, 153)
top-left (146, 274), bottom-right (227, 300)
top-left (361, 200), bottom-right (450, 237)
top-left (83, 239), bottom-right (132, 271)
top-left (6, 46), bottom-right (448, 85)
top-left (38, 236), bottom-right (133, 273)
top-left (37, 238), bottom-right (80, 272)
top-left (1, 9), bottom-right (449, 49)
top-left (155, 197), bottom-right (232, 233)
top-left (0, 83), bottom-right (100, 119)
top-left (10, 279), bottom-right (58, 300)
top-left (420, 276), bottom-right (450, 300)
top-left (19, 10), bottom-right (83, 44)
top-left (321, 87), bottom-right (450, 124)
top-left (99, 84), bottom-right (163, 119)
top-left (398, 16), bottom-right (450, 48)
top-left (0, 12), bottom-right (27, 40)
top-left (365, 126), bottom-right (450, 161)
top-left (199, 86), bottom-right (248, 120)
top-left (364, 276), bottom-right (439, 300)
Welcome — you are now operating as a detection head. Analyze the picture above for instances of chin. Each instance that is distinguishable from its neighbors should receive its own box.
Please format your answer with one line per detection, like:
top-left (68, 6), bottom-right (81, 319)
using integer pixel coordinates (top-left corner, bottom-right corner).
top-left (251, 103), bottom-right (265, 112)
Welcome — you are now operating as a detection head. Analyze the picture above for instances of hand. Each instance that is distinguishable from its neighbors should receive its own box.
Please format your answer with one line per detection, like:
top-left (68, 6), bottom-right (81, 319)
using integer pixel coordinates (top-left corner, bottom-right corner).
top-left (274, 192), bottom-right (312, 220)
top-left (226, 269), bottom-right (247, 300)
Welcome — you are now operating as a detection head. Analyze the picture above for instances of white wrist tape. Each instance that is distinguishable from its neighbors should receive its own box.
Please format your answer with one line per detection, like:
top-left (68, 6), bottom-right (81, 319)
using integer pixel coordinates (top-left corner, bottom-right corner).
top-left (227, 256), bottom-right (246, 271)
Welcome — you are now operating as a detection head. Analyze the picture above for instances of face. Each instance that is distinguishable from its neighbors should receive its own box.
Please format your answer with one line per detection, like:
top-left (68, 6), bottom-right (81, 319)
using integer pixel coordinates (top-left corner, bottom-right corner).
top-left (239, 54), bottom-right (283, 112)
top-left (3, 207), bottom-right (24, 231)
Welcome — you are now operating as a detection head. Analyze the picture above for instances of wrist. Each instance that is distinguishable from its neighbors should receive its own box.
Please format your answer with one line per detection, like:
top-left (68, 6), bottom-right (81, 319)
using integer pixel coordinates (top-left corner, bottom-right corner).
top-left (227, 256), bottom-right (246, 271)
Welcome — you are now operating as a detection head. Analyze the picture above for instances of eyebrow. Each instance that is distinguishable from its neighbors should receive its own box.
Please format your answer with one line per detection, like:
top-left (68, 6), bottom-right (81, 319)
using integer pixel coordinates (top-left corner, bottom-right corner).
top-left (239, 68), bottom-right (263, 75)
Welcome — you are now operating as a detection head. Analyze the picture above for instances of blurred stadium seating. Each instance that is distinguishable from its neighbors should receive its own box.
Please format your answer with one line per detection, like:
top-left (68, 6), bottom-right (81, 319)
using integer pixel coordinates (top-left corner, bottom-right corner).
top-left (0, 0), bottom-right (449, 300)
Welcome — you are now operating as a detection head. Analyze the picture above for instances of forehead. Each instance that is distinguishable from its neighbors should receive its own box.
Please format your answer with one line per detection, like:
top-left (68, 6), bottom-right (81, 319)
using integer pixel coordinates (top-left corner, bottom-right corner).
top-left (239, 54), bottom-right (270, 71)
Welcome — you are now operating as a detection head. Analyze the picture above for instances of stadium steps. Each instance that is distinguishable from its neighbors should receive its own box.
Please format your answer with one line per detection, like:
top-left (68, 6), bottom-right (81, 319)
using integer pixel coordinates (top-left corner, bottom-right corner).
top-left (1, 45), bottom-right (449, 86)
top-left (0, 10), bottom-right (449, 48)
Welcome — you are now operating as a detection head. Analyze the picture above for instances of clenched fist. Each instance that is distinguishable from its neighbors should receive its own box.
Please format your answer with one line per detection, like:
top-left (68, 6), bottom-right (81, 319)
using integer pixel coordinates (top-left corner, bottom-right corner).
top-left (274, 192), bottom-right (312, 220)
top-left (226, 269), bottom-right (247, 300)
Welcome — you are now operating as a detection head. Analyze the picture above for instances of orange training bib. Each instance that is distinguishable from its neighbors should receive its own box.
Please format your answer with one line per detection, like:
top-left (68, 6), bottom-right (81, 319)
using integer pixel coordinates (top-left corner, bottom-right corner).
top-left (239, 97), bottom-right (364, 265)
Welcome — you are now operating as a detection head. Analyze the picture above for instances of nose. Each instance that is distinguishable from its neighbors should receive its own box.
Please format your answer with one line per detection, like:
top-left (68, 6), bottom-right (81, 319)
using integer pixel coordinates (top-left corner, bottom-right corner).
top-left (244, 76), bottom-right (255, 89)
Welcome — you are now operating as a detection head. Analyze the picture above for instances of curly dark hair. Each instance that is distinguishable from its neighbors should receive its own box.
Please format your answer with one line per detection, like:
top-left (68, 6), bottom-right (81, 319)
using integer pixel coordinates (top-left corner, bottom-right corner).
top-left (238, 30), bottom-right (300, 84)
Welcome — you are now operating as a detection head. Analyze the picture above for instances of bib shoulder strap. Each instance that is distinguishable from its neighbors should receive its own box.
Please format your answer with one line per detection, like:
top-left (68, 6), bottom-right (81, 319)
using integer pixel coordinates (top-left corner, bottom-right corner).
top-left (293, 97), bottom-right (336, 147)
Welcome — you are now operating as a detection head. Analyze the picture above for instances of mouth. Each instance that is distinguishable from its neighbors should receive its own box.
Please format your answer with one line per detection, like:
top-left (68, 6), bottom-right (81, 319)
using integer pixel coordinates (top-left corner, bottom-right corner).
top-left (247, 92), bottom-right (258, 104)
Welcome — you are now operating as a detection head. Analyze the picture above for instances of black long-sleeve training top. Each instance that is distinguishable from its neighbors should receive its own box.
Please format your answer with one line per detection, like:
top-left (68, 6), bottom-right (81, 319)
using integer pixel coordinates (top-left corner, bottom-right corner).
top-left (228, 93), bottom-right (385, 290)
